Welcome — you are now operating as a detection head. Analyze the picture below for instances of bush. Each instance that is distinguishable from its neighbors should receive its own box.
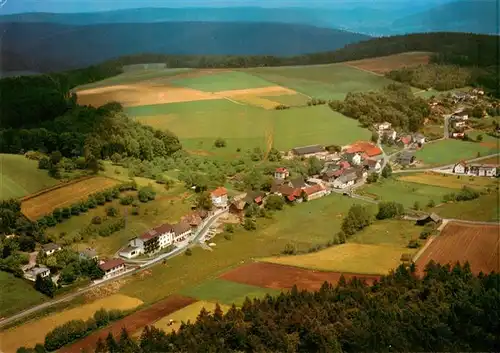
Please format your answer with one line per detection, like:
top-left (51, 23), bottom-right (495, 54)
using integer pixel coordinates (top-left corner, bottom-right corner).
top-left (376, 201), bottom-right (405, 220)
top-left (366, 173), bottom-right (379, 184)
top-left (275, 104), bottom-right (290, 110)
top-left (91, 216), bottom-right (102, 225)
top-left (407, 239), bottom-right (420, 249)
top-left (224, 233), bottom-right (233, 240)
top-left (243, 218), bottom-right (257, 231)
top-left (138, 186), bottom-right (156, 203)
top-left (427, 199), bottom-right (436, 208)
top-left (106, 206), bottom-right (118, 217)
top-left (119, 195), bottom-right (134, 205)
top-left (265, 195), bottom-right (285, 211)
top-left (214, 138), bottom-right (227, 148)
top-left (185, 248), bottom-right (193, 256)
top-left (224, 224), bottom-right (235, 233)
top-left (282, 243), bottom-right (297, 255)
top-left (131, 206), bottom-right (140, 215)
top-left (70, 204), bottom-right (81, 216)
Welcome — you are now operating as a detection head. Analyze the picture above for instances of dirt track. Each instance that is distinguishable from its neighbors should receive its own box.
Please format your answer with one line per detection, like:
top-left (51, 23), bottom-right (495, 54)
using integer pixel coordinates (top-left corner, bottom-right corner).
top-left (415, 222), bottom-right (500, 276)
top-left (59, 295), bottom-right (196, 353)
top-left (219, 262), bottom-right (380, 291)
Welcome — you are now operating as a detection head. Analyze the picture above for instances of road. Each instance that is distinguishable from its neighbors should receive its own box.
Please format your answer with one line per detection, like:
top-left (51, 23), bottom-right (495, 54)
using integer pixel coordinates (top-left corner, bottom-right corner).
top-left (393, 153), bottom-right (500, 174)
top-left (443, 114), bottom-right (451, 139)
top-left (0, 208), bottom-right (227, 328)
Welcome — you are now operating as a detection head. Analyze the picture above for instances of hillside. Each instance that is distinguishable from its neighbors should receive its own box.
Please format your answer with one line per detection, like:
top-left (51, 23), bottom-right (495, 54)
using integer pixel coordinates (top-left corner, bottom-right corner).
top-left (0, 21), bottom-right (370, 72)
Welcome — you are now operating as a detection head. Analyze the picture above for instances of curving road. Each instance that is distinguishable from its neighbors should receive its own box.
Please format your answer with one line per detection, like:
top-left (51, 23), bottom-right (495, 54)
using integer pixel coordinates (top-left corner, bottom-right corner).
top-left (0, 208), bottom-right (227, 328)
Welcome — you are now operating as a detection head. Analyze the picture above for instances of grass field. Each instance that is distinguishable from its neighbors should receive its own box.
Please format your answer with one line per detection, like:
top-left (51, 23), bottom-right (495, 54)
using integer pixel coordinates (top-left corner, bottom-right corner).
top-left (261, 93), bottom-right (310, 107)
top-left (147, 301), bottom-right (231, 334)
top-left (171, 71), bottom-right (274, 92)
top-left (119, 194), bottom-right (368, 303)
top-left (397, 172), bottom-right (497, 190)
top-left (0, 154), bottom-right (59, 200)
top-left (359, 179), bottom-right (453, 208)
top-left (0, 272), bottom-right (47, 318)
top-left (344, 52), bottom-right (431, 74)
top-left (0, 294), bottom-right (142, 353)
top-left (180, 279), bottom-right (281, 306)
top-left (243, 64), bottom-right (394, 100)
top-left (431, 192), bottom-right (500, 222)
top-left (127, 100), bottom-right (370, 158)
top-left (415, 139), bottom-right (498, 166)
top-left (349, 219), bottom-right (422, 247)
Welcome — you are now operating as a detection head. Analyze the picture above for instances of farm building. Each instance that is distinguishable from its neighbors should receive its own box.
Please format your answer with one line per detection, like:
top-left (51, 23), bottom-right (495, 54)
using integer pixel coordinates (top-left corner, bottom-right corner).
top-left (452, 162), bottom-right (498, 177)
top-left (99, 259), bottom-right (126, 279)
top-left (244, 191), bottom-right (267, 206)
top-left (416, 213), bottom-right (442, 226)
top-left (332, 170), bottom-right (358, 189)
top-left (453, 161), bottom-right (468, 174)
top-left (291, 145), bottom-right (328, 159)
top-left (127, 223), bottom-right (176, 256)
top-left (119, 246), bottom-right (142, 259)
top-left (345, 142), bottom-right (383, 159)
top-left (412, 133), bottom-right (426, 145)
top-left (210, 187), bottom-right (228, 208)
top-left (42, 243), bottom-right (62, 256)
top-left (24, 266), bottom-right (50, 282)
top-left (290, 176), bottom-right (308, 189)
top-left (302, 184), bottom-right (328, 201)
top-left (363, 159), bottom-right (381, 172)
top-left (396, 151), bottom-right (416, 166)
top-left (274, 167), bottom-right (289, 180)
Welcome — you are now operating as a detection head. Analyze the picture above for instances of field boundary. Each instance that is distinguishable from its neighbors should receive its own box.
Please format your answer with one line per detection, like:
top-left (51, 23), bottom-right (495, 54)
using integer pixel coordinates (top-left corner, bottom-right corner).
top-left (19, 175), bottom-right (94, 202)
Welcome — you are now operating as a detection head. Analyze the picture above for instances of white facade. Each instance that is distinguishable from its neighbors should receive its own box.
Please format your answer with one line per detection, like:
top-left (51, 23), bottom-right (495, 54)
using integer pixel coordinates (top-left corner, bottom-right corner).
top-left (478, 167), bottom-right (496, 177)
top-left (377, 122), bottom-right (392, 131)
top-left (351, 153), bottom-right (362, 165)
top-left (174, 229), bottom-right (192, 243)
top-left (453, 163), bottom-right (466, 174)
top-left (100, 261), bottom-right (126, 279)
top-left (333, 178), bottom-right (355, 189)
top-left (211, 192), bottom-right (228, 208)
top-left (24, 266), bottom-right (51, 282)
top-left (119, 246), bottom-right (142, 259)
top-left (159, 231), bottom-right (174, 248)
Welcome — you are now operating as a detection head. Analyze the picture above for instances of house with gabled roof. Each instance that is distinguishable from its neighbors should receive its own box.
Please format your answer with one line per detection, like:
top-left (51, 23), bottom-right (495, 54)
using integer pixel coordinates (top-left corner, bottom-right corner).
top-left (302, 184), bottom-right (327, 201)
top-left (289, 176), bottom-right (308, 189)
top-left (453, 161), bottom-right (467, 174)
top-left (173, 222), bottom-right (192, 243)
top-left (210, 187), bottom-right (228, 208)
top-left (274, 167), bottom-right (289, 180)
top-left (42, 243), bottom-right (62, 256)
top-left (291, 145), bottom-right (326, 158)
top-left (99, 258), bottom-right (126, 279)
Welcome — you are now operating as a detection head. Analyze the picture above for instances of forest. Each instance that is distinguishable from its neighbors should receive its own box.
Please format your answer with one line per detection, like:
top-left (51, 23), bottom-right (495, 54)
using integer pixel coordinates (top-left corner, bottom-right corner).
top-left (328, 83), bottom-right (430, 132)
top-left (18, 262), bottom-right (499, 353)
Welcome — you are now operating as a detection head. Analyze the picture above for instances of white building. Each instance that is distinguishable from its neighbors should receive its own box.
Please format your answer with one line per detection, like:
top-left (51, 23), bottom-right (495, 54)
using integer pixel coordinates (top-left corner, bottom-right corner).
top-left (42, 243), bottom-right (62, 256)
top-left (99, 259), bottom-right (126, 279)
top-left (333, 173), bottom-right (357, 189)
top-left (453, 161), bottom-right (467, 174)
top-left (24, 266), bottom-right (50, 282)
top-left (173, 222), bottom-right (192, 243)
top-left (376, 122), bottom-right (392, 131)
top-left (274, 167), bottom-right (290, 180)
top-left (211, 187), bottom-right (228, 208)
top-left (121, 223), bottom-right (175, 258)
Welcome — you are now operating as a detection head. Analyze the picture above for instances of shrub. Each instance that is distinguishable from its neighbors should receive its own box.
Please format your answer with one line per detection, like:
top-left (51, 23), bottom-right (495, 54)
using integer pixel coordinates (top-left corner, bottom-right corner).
top-left (138, 186), bottom-right (156, 203)
top-left (407, 239), bottom-right (420, 249)
top-left (427, 199), bottom-right (436, 208)
top-left (106, 206), bottom-right (118, 217)
top-left (282, 243), bottom-right (297, 255)
top-left (70, 204), bottom-right (81, 216)
top-left (91, 216), bottom-right (102, 225)
top-left (224, 233), bottom-right (233, 240)
top-left (265, 195), bottom-right (285, 211)
top-left (131, 207), bottom-right (140, 215)
top-left (185, 248), bottom-right (192, 256)
top-left (243, 218), bottom-right (257, 231)
top-left (376, 201), bottom-right (404, 220)
top-left (119, 195), bottom-right (134, 205)
top-left (366, 173), bottom-right (379, 183)
top-left (214, 138), bottom-right (227, 148)
top-left (224, 224), bottom-right (235, 233)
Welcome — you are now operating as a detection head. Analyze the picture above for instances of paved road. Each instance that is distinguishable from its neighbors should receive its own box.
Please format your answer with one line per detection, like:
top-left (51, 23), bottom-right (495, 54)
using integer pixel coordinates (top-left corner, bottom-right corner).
top-left (0, 209), bottom-right (228, 328)
top-left (443, 114), bottom-right (451, 139)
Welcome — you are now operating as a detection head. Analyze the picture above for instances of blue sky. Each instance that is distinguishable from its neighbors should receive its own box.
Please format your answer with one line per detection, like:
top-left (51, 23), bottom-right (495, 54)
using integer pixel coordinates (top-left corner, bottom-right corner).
top-left (1, 0), bottom-right (452, 14)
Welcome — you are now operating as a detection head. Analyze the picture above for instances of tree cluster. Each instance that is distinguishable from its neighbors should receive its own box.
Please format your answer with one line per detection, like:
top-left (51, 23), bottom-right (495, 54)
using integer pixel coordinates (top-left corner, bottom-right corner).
top-left (341, 204), bottom-right (373, 237)
top-left (86, 262), bottom-right (500, 353)
top-left (329, 84), bottom-right (430, 132)
top-left (137, 186), bottom-right (156, 203)
top-left (34, 274), bottom-right (57, 298)
top-left (443, 186), bottom-right (480, 202)
top-left (376, 201), bottom-right (405, 220)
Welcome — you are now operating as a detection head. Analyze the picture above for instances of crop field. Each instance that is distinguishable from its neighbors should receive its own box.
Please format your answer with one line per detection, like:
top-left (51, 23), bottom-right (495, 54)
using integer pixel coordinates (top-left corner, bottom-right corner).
top-left (180, 278), bottom-right (281, 306)
top-left (470, 155), bottom-right (500, 165)
top-left (0, 272), bottom-right (47, 318)
top-left (349, 219), bottom-right (423, 247)
top-left (20, 176), bottom-right (120, 221)
top-left (59, 295), bottom-right (195, 353)
top-left (344, 52), bottom-right (431, 74)
top-left (128, 100), bottom-right (370, 158)
top-left (170, 71), bottom-right (274, 92)
top-left (0, 154), bottom-right (59, 200)
top-left (261, 243), bottom-right (410, 275)
top-left (358, 179), bottom-right (453, 208)
top-left (148, 301), bottom-right (231, 334)
top-left (0, 294), bottom-right (143, 353)
top-left (431, 192), bottom-right (500, 222)
top-left (415, 139), bottom-right (498, 166)
top-left (220, 262), bottom-right (380, 291)
top-left (243, 63), bottom-right (394, 100)
top-left (415, 222), bottom-right (500, 276)
top-left (261, 92), bottom-right (310, 107)
top-left (397, 172), bottom-right (497, 190)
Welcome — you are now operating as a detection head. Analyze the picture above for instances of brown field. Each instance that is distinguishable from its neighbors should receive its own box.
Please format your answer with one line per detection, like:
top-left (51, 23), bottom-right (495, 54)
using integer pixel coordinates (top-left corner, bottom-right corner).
top-left (415, 222), bottom-right (500, 276)
top-left (345, 52), bottom-right (432, 74)
top-left (59, 295), bottom-right (196, 353)
top-left (219, 262), bottom-right (380, 291)
top-left (0, 294), bottom-right (142, 353)
top-left (398, 171), bottom-right (497, 189)
top-left (76, 83), bottom-right (297, 108)
top-left (21, 176), bottom-right (119, 220)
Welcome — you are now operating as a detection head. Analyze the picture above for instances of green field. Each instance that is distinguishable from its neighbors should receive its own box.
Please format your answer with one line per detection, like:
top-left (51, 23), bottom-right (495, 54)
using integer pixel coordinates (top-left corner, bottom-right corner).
top-left (243, 64), bottom-right (394, 100)
top-left (127, 100), bottom-right (371, 158)
top-left (171, 71), bottom-right (274, 92)
top-left (74, 68), bottom-right (193, 90)
top-left (0, 272), bottom-right (47, 317)
top-left (0, 154), bottom-right (59, 200)
top-left (119, 193), bottom-right (370, 303)
top-left (350, 219), bottom-right (422, 247)
top-left (415, 139), bottom-right (498, 166)
top-left (431, 192), bottom-right (500, 222)
top-left (261, 93), bottom-right (310, 107)
top-left (180, 279), bottom-right (281, 306)
top-left (359, 179), bottom-right (454, 209)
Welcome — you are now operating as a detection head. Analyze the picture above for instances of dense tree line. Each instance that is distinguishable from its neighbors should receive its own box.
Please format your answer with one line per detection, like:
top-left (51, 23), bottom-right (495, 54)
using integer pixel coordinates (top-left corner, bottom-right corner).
top-left (79, 262), bottom-right (500, 353)
top-left (387, 64), bottom-right (474, 91)
top-left (329, 83), bottom-right (430, 132)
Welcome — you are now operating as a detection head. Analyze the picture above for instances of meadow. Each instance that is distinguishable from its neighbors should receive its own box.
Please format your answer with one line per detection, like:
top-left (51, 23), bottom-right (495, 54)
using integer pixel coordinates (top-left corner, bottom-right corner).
top-left (415, 139), bottom-right (498, 166)
top-left (243, 64), bottom-right (394, 100)
top-left (0, 154), bottom-right (59, 200)
top-left (359, 178), bottom-right (454, 208)
top-left (397, 172), bottom-right (497, 190)
top-left (0, 272), bottom-right (47, 318)
top-left (431, 192), bottom-right (500, 222)
top-left (0, 294), bottom-right (143, 353)
top-left (127, 100), bottom-right (371, 158)
top-left (170, 71), bottom-right (274, 92)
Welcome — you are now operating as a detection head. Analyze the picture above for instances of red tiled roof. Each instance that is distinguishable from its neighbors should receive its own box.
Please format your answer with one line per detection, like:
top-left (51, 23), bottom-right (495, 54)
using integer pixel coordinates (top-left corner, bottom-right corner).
top-left (345, 141), bottom-right (381, 157)
top-left (99, 258), bottom-right (125, 271)
top-left (303, 184), bottom-right (325, 196)
top-left (211, 187), bottom-right (227, 197)
top-left (401, 136), bottom-right (411, 145)
top-left (255, 196), bottom-right (263, 204)
top-left (365, 146), bottom-right (383, 157)
top-left (275, 167), bottom-right (288, 173)
top-left (287, 195), bottom-right (296, 201)
top-left (141, 223), bottom-right (173, 241)
top-left (339, 161), bottom-right (351, 169)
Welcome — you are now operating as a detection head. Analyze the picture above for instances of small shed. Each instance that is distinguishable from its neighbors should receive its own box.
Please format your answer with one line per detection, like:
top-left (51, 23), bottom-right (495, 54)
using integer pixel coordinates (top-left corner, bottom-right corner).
top-left (416, 213), bottom-right (442, 226)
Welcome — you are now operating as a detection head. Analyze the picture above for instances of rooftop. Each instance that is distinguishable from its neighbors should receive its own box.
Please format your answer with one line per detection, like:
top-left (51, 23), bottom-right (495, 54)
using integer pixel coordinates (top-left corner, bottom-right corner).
top-left (292, 144), bottom-right (324, 155)
top-left (140, 223), bottom-right (174, 241)
top-left (303, 184), bottom-right (325, 196)
top-left (42, 243), bottom-right (61, 251)
top-left (211, 187), bottom-right (228, 197)
top-left (99, 258), bottom-right (125, 271)
top-left (173, 221), bottom-right (192, 236)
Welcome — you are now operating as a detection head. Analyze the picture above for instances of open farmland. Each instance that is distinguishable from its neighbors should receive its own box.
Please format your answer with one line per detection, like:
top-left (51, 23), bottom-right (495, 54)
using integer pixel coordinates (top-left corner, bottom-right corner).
top-left (262, 243), bottom-right (410, 275)
top-left (20, 176), bottom-right (120, 221)
top-left (415, 139), bottom-right (498, 166)
top-left (397, 172), bottom-right (497, 190)
top-left (220, 262), bottom-right (380, 291)
top-left (0, 154), bottom-right (59, 200)
top-left (243, 63), bottom-right (394, 100)
top-left (147, 301), bottom-right (231, 334)
top-left (0, 272), bottom-right (47, 318)
top-left (431, 193), bottom-right (500, 222)
top-left (58, 295), bottom-right (195, 353)
top-left (0, 294), bottom-right (143, 353)
top-left (180, 278), bottom-right (281, 306)
top-left (344, 52), bottom-right (431, 75)
top-left (170, 70), bottom-right (274, 91)
top-left (415, 222), bottom-right (500, 276)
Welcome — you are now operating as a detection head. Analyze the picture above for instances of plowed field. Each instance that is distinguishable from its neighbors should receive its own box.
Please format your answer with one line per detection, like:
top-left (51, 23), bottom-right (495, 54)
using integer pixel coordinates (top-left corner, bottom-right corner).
top-left (345, 52), bottom-right (431, 74)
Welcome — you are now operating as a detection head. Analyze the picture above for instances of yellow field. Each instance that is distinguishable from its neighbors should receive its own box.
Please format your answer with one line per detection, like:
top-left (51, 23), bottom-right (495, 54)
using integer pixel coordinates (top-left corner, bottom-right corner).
top-left (134, 301), bottom-right (231, 336)
top-left (233, 95), bottom-right (280, 109)
top-left (397, 172), bottom-right (497, 190)
top-left (0, 294), bottom-right (143, 353)
top-left (261, 243), bottom-right (413, 275)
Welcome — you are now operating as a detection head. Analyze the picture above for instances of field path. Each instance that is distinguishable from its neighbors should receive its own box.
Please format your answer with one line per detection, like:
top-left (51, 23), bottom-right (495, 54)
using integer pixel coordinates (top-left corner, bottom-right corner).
top-left (342, 64), bottom-right (385, 77)
top-left (263, 125), bottom-right (275, 160)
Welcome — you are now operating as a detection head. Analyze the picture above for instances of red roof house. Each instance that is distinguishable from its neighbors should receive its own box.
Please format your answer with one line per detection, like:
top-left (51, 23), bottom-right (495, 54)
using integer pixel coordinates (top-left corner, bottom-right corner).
top-left (211, 187), bottom-right (227, 198)
top-left (99, 258), bottom-right (125, 272)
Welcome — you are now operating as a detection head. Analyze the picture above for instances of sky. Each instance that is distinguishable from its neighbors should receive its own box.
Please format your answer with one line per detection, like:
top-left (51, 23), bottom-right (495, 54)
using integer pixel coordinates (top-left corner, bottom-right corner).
top-left (0, 0), bottom-right (453, 14)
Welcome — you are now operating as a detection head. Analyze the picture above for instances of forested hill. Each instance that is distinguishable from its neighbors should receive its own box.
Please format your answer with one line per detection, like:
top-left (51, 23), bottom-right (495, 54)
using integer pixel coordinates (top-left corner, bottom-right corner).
top-left (88, 263), bottom-right (500, 352)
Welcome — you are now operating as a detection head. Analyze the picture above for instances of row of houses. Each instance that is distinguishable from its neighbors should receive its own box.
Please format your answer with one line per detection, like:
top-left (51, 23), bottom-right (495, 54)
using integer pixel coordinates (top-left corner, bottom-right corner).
top-left (452, 161), bottom-right (498, 177)
top-left (376, 122), bottom-right (426, 147)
